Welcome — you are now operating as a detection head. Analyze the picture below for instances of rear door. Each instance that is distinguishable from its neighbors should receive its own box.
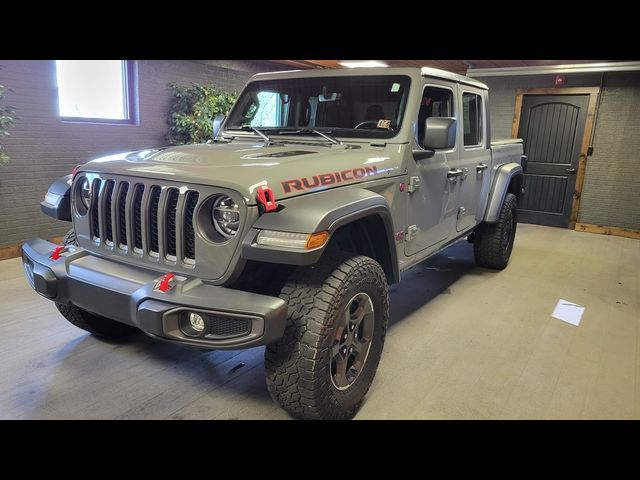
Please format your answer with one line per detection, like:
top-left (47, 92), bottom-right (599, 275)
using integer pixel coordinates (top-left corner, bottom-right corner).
top-left (517, 94), bottom-right (589, 227)
top-left (453, 88), bottom-right (491, 232)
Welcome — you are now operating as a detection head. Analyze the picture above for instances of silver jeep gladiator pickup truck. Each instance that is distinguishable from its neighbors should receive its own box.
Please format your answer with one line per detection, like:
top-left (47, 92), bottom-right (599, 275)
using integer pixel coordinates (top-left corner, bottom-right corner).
top-left (22, 67), bottom-right (525, 419)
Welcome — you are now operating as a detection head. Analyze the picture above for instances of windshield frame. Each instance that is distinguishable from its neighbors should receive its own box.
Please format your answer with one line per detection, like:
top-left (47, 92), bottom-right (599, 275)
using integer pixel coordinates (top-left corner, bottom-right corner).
top-left (223, 74), bottom-right (414, 143)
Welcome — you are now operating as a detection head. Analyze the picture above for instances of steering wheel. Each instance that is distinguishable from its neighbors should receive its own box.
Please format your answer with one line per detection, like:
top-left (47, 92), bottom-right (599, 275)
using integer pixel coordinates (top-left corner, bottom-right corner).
top-left (354, 120), bottom-right (394, 131)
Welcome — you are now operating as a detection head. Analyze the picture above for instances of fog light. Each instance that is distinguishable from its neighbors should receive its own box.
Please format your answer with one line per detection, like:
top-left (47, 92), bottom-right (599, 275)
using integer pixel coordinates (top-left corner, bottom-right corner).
top-left (179, 311), bottom-right (208, 337)
top-left (189, 313), bottom-right (205, 332)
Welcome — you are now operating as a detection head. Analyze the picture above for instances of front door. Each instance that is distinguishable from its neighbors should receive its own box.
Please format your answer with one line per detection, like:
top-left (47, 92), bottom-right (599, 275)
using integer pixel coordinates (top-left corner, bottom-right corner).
top-left (404, 84), bottom-right (458, 257)
top-left (517, 94), bottom-right (589, 227)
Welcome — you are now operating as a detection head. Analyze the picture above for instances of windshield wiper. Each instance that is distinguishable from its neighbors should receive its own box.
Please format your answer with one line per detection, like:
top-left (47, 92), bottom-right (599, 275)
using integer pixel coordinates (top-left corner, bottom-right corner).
top-left (252, 127), bottom-right (275, 145)
top-left (226, 125), bottom-right (279, 145)
top-left (228, 125), bottom-right (342, 147)
top-left (310, 129), bottom-right (342, 145)
top-left (279, 128), bottom-right (342, 145)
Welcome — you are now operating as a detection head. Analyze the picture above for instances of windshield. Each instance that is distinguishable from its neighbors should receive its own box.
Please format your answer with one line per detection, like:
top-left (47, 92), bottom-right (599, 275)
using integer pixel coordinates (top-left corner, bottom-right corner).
top-left (226, 75), bottom-right (411, 139)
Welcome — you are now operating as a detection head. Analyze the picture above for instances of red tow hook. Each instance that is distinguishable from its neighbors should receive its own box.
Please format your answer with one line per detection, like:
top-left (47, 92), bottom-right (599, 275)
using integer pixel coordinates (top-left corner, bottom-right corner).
top-left (50, 245), bottom-right (67, 260)
top-left (157, 273), bottom-right (175, 293)
top-left (256, 185), bottom-right (277, 213)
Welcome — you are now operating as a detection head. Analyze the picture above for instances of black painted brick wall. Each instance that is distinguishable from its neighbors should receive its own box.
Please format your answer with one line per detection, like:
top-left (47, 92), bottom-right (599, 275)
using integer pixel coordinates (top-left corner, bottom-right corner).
top-left (484, 71), bottom-right (640, 230)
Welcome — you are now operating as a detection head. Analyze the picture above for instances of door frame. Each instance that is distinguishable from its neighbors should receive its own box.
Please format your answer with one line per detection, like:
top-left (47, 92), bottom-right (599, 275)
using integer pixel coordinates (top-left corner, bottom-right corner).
top-left (511, 87), bottom-right (600, 229)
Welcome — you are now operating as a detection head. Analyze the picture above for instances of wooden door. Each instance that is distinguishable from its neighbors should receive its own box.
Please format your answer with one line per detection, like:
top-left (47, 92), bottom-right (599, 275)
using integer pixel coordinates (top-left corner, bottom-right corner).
top-left (517, 94), bottom-right (589, 227)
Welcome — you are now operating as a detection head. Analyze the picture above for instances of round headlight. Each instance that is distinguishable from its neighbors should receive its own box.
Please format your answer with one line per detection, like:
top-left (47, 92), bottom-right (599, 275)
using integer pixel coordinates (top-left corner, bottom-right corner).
top-left (80, 178), bottom-right (92, 208)
top-left (212, 195), bottom-right (240, 238)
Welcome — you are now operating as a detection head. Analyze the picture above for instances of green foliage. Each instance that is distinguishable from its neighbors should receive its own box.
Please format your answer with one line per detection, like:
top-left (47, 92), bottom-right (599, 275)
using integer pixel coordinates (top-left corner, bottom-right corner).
top-left (166, 82), bottom-right (238, 145)
top-left (0, 83), bottom-right (17, 167)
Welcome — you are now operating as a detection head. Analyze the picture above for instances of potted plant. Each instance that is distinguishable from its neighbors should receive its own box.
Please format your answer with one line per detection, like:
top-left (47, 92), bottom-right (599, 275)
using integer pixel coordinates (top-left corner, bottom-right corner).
top-left (166, 82), bottom-right (237, 145)
top-left (0, 83), bottom-right (16, 167)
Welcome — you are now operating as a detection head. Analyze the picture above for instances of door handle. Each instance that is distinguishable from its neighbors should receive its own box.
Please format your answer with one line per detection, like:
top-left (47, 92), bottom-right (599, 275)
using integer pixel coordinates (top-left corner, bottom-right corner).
top-left (566, 167), bottom-right (576, 174)
top-left (476, 163), bottom-right (489, 172)
top-left (447, 169), bottom-right (463, 179)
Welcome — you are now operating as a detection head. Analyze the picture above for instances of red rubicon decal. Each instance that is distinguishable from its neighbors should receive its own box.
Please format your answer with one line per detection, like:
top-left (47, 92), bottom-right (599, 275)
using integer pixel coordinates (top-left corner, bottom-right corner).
top-left (281, 166), bottom-right (379, 194)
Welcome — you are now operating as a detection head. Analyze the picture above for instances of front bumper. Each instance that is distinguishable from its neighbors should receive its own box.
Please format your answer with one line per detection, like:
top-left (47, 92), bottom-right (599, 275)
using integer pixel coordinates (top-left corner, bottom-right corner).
top-left (21, 238), bottom-right (288, 350)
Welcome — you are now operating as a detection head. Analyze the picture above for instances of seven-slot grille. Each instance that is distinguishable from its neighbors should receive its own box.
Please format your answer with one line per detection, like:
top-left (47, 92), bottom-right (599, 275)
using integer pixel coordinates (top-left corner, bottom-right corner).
top-left (87, 178), bottom-right (200, 263)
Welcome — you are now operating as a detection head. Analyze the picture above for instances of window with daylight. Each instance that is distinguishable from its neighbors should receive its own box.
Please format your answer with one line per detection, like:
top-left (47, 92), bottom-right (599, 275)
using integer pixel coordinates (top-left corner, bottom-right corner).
top-left (55, 60), bottom-right (136, 123)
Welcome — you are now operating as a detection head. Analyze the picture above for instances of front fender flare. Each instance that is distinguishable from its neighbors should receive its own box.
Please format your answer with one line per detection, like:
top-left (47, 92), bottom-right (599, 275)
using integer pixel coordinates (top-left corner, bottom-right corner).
top-left (40, 174), bottom-right (73, 222)
top-left (484, 163), bottom-right (523, 223)
top-left (241, 188), bottom-right (399, 283)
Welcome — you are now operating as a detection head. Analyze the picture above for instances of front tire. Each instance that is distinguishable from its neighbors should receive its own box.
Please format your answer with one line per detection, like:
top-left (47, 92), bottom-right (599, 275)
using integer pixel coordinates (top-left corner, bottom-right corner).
top-left (265, 255), bottom-right (389, 420)
top-left (55, 303), bottom-right (139, 339)
top-left (474, 193), bottom-right (518, 270)
top-left (54, 229), bottom-right (138, 340)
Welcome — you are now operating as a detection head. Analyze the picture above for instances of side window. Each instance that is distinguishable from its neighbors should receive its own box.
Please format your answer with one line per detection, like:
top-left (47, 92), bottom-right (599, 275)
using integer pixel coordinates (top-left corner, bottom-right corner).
top-left (462, 92), bottom-right (483, 146)
top-left (418, 86), bottom-right (453, 148)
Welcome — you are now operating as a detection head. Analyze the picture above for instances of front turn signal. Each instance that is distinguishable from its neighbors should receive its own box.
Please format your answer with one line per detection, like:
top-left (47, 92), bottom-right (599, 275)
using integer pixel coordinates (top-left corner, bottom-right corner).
top-left (305, 231), bottom-right (330, 249)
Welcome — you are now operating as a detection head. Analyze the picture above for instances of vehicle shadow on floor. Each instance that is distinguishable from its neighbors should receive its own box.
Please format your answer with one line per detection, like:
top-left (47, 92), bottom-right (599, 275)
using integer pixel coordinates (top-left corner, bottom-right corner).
top-left (389, 240), bottom-right (495, 327)
top-left (40, 330), bottom-right (274, 419)
top-left (45, 240), bottom-right (498, 418)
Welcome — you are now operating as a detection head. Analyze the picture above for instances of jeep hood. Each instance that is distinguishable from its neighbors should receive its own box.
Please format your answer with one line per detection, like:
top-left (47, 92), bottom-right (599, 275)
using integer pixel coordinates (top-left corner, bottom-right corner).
top-left (81, 142), bottom-right (405, 204)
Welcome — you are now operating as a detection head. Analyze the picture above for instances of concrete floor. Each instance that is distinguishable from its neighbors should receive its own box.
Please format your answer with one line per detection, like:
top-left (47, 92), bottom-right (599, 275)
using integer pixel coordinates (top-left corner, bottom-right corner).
top-left (0, 223), bottom-right (638, 419)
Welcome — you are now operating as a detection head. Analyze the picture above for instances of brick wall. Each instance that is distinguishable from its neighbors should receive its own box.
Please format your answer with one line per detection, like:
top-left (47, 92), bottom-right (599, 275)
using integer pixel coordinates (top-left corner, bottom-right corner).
top-left (483, 71), bottom-right (640, 230)
top-left (0, 60), bottom-right (287, 247)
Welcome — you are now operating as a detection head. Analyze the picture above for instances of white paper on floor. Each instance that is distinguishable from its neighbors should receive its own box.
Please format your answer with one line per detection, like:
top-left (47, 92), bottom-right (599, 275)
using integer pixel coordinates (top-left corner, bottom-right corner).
top-left (551, 299), bottom-right (585, 326)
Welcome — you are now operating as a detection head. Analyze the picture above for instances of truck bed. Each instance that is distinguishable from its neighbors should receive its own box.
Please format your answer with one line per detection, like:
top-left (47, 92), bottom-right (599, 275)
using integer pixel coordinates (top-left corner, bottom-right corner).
top-left (491, 138), bottom-right (523, 146)
top-left (491, 138), bottom-right (524, 168)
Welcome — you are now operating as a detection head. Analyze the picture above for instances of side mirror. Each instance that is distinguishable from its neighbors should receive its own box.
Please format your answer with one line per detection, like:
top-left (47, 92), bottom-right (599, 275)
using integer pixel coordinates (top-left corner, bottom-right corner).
top-left (423, 117), bottom-right (457, 150)
top-left (212, 114), bottom-right (226, 141)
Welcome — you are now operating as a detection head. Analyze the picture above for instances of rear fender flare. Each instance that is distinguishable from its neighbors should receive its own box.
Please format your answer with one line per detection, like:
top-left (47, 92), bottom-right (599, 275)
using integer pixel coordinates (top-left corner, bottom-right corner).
top-left (484, 163), bottom-right (523, 223)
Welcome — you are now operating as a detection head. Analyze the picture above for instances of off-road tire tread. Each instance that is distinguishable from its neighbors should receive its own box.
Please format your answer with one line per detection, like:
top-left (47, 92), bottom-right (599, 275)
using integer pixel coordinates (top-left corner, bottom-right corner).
top-left (474, 193), bottom-right (517, 270)
top-left (62, 229), bottom-right (77, 247)
top-left (265, 255), bottom-right (388, 420)
top-left (55, 229), bottom-right (138, 339)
